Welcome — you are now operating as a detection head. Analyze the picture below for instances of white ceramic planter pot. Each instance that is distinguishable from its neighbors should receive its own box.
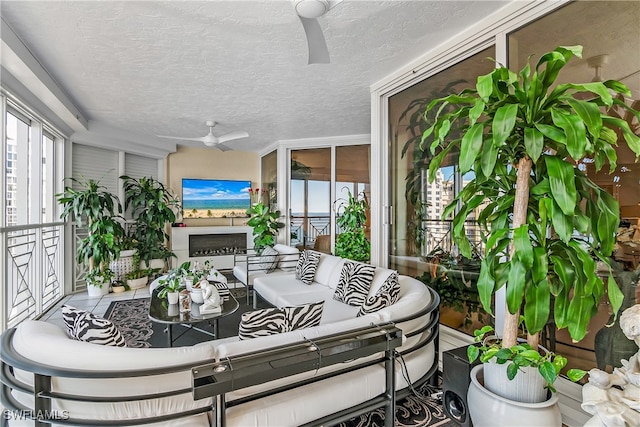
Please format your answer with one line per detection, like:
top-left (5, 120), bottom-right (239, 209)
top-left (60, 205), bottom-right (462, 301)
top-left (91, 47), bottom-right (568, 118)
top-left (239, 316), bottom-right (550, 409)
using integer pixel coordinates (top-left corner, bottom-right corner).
top-left (191, 288), bottom-right (204, 304)
top-left (483, 360), bottom-right (548, 403)
top-left (468, 365), bottom-right (561, 427)
top-left (109, 249), bottom-right (137, 281)
top-left (86, 279), bottom-right (109, 297)
top-left (112, 285), bottom-right (126, 293)
top-left (126, 276), bottom-right (148, 290)
top-left (167, 291), bottom-right (179, 305)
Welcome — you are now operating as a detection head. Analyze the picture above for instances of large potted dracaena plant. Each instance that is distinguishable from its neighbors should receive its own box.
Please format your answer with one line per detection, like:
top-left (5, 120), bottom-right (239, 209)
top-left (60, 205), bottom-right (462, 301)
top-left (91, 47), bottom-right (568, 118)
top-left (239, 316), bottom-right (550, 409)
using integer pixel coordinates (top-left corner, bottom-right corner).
top-left (420, 46), bottom-right (639, 425)
top-left (121, 176), bottom-right (180, 272)
top-left (57, 177), bottom-right (125, 296)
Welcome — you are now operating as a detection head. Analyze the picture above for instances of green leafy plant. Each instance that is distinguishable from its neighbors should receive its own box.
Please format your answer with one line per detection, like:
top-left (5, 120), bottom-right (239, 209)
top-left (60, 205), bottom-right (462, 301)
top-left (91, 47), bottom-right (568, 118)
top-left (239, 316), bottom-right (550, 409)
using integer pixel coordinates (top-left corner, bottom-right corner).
top-left (56, 177), bottom-right (125, 279)
top-left (416, 248), bottom-right (485, 328)
top-left (246, 202), bottom-right (284, 254)
top-left (468, 326), bottom-right (586, 392)
top-left (334, 188), bottom-right (370, 262)
top-left (156, 261), bottom-right (190, 299)
top-left (420, 46), bottom-right (640, 378)
top-left (85, 267), bottom-right (114, 289)
top-left (125, 268), bottom-right (153, 280)
top-left (120, 175), bottom-right (180, 267)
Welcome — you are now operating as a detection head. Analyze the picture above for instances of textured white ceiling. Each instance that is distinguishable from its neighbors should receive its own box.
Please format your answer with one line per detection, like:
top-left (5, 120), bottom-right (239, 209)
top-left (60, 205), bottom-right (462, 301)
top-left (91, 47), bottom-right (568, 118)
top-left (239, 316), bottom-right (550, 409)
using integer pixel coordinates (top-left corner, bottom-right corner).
top-left (0, 0), bottom-right (509, 152)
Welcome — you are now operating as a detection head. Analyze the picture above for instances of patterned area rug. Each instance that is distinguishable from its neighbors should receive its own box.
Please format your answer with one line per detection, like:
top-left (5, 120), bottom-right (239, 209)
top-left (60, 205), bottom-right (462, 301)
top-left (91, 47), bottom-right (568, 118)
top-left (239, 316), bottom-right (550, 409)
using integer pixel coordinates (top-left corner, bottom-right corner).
top-left (104, 294), bottom-right (454, 427)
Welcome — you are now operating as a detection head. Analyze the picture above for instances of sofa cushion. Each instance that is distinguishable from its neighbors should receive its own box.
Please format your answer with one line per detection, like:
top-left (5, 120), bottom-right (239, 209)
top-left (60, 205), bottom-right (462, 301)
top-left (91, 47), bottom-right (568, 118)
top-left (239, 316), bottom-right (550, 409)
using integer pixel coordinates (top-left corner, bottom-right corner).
top-left (284, 300), bottom-right (324, 330)
top-left (278, 292), bottom-right (360, 324)
top-left (62, 305), bottom-right (126, 347)
top-left (368, 267), bottom-right (398, 296)
top-left (333, 261), bottom-right (375, 306)
top-left (295, 250), bottom-right (321, 285)
top-left (314, 254), bottom-right (344, 287)
top-left (238, 306), bottom-right (286, 340)
top-left (358, 272), bottom-right (401, 316)
top-left (12, 320), bottom-right (215, 423)
top-left (238, 301), bottom-right (325, 340)
top-left (256, 245), bottom-right (279, 272)
top-left (232, 265), bottom-right (291, 286)
top-left (273, 244), bottom-right (300, 271)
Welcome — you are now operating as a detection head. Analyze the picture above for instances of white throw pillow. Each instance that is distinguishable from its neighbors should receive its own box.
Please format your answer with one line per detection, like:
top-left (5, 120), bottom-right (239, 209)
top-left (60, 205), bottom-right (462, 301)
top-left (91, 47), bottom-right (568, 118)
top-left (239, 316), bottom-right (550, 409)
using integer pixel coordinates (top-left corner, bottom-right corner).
top-left (274, 244), bottom-right (300, 271)
top-left (257, 246), bottom-right (279, 272)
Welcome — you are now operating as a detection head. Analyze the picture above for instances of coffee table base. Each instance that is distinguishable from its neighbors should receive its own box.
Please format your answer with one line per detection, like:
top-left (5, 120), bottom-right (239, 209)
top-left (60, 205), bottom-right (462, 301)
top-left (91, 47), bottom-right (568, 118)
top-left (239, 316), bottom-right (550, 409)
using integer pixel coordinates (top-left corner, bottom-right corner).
top-left (164, 319), bottom-right (220, 347)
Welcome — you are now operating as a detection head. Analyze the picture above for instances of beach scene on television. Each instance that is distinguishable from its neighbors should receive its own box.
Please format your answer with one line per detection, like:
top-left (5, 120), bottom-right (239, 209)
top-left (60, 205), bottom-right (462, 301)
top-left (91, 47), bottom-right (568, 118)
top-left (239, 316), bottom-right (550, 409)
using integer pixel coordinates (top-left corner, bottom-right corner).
top-left (182, 179), bottom-right (251, 218)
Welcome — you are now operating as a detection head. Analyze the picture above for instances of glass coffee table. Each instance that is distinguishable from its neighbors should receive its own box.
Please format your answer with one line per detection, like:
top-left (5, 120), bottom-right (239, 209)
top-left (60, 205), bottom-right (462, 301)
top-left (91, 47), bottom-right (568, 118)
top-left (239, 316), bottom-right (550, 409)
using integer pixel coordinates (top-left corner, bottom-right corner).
top-left (148, 288), bottom-right (239, 347)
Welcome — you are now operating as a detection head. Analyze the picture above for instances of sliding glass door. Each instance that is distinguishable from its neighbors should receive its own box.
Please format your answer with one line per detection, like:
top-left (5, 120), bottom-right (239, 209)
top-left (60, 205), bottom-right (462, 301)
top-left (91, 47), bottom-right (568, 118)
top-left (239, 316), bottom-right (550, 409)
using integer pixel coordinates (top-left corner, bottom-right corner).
top-left (289, 144), bottom-right (370, 253)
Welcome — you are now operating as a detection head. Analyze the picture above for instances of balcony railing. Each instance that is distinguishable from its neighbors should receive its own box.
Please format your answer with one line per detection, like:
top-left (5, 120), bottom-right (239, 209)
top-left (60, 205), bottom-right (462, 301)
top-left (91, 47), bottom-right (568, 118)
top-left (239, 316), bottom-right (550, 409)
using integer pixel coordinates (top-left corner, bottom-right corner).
top-left (290, 214), bottom-right (332, 249)
top-left (418, 218), bottom-right (485, 258)
top-left (2, 222), bottom-right (65, 329)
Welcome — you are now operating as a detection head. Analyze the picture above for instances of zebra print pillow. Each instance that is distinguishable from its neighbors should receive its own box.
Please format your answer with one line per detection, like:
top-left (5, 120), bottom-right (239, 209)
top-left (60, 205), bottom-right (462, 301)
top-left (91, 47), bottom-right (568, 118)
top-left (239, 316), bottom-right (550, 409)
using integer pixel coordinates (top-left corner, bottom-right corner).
top-left (333, 261), bottom-right (375, 306)
top-left (295, 250), bottom-right (321, 285)
top-left (284, 301), bottom-right (324, 330)
top-left (358, 272), bottom-right (401, 316)
top-left (238, 301), bottom-right (325, 340)
top-left (238, 307), bottom-right (286, 340)
top-left (62, 305), bottom-right (127, 347)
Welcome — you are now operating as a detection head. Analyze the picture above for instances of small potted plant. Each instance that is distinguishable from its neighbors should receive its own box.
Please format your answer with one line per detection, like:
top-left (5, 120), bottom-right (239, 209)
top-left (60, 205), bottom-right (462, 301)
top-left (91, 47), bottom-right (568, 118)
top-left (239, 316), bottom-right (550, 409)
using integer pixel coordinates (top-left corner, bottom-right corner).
top-left (85, 267), bottom-right (115, 297)
top-left (156, 261), bottom-right (190, 304)
top-left (125, 268), bottom-right (149, 290)
top-left (111, 280), bottom-right (128, 293)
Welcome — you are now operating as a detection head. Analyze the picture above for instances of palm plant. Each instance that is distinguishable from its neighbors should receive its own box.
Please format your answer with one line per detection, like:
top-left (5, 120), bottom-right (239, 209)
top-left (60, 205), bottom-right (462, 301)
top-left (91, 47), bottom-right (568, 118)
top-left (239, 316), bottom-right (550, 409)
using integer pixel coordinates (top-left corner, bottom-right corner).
top-left (420, 45), bottom-right (639, 386)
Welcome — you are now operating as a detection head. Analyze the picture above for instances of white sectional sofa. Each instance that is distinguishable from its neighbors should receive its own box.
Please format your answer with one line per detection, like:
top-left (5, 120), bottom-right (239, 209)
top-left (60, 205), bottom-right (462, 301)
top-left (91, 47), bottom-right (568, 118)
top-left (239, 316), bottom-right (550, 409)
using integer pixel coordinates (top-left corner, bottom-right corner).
top-left (1, 249), bottom-right (439, 427)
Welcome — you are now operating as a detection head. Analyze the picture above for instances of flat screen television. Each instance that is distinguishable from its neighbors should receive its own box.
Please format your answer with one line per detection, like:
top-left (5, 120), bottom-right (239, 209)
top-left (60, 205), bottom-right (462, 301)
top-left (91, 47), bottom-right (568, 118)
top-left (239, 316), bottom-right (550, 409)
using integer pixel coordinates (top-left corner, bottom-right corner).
top-left (182, 178), bottom-right (251, 219)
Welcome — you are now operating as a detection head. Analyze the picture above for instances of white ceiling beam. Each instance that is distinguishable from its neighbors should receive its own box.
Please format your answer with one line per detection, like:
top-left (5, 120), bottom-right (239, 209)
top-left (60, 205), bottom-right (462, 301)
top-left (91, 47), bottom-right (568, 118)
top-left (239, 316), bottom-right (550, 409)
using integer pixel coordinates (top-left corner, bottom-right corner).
top-left (1, 18), bottom-right (88, 133)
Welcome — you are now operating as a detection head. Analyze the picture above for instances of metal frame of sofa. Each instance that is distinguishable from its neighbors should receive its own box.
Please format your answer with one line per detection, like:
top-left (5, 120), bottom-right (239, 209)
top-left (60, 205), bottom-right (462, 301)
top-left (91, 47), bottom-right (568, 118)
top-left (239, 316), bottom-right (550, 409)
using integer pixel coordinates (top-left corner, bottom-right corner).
top-left (0, 288), bottom-right (439, 427)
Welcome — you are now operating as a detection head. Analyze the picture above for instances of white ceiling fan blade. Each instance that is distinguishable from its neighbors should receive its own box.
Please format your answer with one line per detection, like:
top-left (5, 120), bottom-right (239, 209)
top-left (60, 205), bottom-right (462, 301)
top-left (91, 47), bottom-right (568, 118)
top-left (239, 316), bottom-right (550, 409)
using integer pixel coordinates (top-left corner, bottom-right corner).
top-left (299, 16), bottom-right (330, 64)
top-left (218, 131), bottom-right (249, 144)
top-left (156, 135), bottom-right (205, 142)
top-left (216, 143), bottom-right (233, 152)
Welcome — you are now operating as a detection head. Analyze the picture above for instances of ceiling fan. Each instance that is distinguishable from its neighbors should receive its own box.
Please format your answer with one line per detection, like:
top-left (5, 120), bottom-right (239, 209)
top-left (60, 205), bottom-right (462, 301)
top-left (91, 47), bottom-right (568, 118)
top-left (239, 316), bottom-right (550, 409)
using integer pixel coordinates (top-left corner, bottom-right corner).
top-left (157, 121), bottom-right (249, 151)
top-left (294, 0), bottom-right (343, 64)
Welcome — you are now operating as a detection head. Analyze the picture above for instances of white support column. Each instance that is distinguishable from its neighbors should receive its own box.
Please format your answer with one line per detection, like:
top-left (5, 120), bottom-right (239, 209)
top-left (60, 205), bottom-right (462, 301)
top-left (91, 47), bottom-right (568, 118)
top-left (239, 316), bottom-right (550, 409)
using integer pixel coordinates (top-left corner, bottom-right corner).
top-left (1, 93), bottom-right (7, 331)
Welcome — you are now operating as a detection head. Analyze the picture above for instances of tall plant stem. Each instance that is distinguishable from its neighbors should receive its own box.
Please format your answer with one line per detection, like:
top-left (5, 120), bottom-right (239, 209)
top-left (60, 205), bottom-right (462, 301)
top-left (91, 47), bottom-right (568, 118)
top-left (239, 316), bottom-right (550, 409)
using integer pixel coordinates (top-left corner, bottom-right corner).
top-left (502, 156), bottom-right (533, 348)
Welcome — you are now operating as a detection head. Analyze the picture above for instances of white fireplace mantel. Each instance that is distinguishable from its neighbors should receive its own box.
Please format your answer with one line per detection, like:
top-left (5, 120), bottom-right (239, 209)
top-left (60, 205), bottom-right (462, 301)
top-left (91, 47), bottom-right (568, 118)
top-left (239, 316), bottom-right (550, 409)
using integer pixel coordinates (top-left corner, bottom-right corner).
top-left (170, 226), bottom-right (253, 269)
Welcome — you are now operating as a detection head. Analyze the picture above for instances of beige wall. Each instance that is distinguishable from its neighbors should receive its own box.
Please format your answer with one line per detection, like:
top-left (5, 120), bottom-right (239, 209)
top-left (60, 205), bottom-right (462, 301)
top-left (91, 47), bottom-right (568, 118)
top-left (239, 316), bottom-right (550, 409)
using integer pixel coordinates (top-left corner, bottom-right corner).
top-left (166, 146), bottom-right (260, 227)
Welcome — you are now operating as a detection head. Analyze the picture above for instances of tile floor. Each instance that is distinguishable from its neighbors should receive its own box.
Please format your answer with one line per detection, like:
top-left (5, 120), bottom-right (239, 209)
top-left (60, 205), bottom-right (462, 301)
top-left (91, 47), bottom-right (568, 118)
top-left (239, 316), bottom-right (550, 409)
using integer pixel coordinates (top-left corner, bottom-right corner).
top-left (39, 288), bottom-right (151, 330)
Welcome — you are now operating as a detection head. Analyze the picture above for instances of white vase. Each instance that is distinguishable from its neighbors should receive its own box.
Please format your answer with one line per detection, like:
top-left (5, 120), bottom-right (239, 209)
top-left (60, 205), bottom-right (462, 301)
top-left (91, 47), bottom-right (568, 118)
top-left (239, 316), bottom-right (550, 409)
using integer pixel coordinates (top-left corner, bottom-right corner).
top-left (468, 365), bottom-right (562, 427)
top-left (167, 291), bottom-right (179, 305)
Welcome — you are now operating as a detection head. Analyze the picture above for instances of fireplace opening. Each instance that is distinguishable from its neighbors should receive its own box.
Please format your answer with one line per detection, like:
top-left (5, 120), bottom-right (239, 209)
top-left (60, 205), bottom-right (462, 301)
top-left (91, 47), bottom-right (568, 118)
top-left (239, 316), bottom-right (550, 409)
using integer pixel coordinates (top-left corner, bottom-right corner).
top-left (189, 233), bottom-right (246, 257)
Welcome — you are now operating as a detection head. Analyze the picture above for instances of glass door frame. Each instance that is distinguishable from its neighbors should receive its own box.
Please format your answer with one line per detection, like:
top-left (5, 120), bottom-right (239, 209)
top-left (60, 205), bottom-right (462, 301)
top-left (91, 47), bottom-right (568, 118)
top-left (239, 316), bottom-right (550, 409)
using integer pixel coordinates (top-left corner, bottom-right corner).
top-left (369, 0), bottom-right (584, 415)
top-left (272, 135), bottom-right (371, 251)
